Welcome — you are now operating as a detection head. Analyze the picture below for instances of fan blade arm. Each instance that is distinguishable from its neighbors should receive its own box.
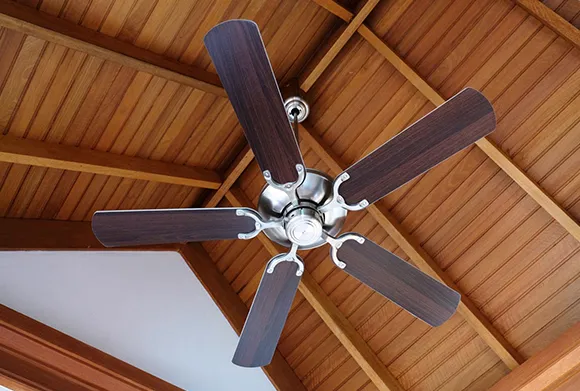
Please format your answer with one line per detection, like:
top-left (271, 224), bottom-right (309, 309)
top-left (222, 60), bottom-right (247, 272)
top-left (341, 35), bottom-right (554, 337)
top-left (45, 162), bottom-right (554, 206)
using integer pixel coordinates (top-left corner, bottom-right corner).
top-left (92, 207), bottom-right (282, 247)
top-left (233, 244), bottom-right (303, 367)
top-left (325, 232), bottom-right (460, 327)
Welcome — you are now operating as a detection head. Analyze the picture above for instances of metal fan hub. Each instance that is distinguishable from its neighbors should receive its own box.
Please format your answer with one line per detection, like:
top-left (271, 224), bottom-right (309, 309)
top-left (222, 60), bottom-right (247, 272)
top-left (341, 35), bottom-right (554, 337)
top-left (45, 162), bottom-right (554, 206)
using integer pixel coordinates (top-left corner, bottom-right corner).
top-left (257, 169), bottom-right (347, 249)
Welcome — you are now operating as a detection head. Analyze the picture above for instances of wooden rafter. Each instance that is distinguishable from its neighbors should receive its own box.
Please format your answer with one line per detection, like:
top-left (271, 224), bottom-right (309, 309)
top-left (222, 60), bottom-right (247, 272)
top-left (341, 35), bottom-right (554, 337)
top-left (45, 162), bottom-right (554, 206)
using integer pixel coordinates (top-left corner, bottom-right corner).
top-left (0, 218), bottom-right (175, 250)
top-left (297, 124), bottom-right (524, 369)
top-left (0, 304), bottom-right (183, 391)
top-left (178, 243), bottom-right (306, 391)
top-left (203, 145), bottom-right (254, 207)
top-left (515, 0), bottom-right (580, 49)
top-left (490, 322), bottom-right (580, 390)
top-left (225, 188), bottom-right (403, 391)
top-left (299, 0), bottom-right (381, 92)
top-left (0, 135), bottom-right (222, 190)
top-left (0, 0), bottom-right (226, 97)
top-left (308, 0), bottom-right (580, 253)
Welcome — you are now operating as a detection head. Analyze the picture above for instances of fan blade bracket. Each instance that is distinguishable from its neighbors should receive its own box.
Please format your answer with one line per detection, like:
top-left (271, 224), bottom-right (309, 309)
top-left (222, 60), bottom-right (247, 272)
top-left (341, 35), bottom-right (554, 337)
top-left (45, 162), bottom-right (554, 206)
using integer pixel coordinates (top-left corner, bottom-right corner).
top-left (235, 208), bottom-right (283, 240)
top-left (324, 232), bottom-right (366, 269)
top-left (266, 243), bottom-right (304, 276)
top-left (262, 163), bottom-right (306, 205)
top-left (319, 172), bottom-right (369, 214)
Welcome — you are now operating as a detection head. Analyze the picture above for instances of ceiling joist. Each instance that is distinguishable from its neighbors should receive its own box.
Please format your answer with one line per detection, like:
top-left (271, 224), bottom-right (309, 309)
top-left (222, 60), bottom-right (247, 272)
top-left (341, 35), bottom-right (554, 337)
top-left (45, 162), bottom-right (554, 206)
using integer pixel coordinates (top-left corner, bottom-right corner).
top-left (297, 124), bottom-right (524, 369)
top-left (490, 321), bottom-right (580, 390)
top-left (515, 0), bottom-right (580, 49)
top-left (224, 188), bottom-right (403, 391)
top-left (178, 243), bottom-right (307, 391)
top-left (0, 0), bottom-right (226, 96)
top-left (0, 135), bottom-right (222, 190)
top-left (310, 0), bottom-right (580, 249)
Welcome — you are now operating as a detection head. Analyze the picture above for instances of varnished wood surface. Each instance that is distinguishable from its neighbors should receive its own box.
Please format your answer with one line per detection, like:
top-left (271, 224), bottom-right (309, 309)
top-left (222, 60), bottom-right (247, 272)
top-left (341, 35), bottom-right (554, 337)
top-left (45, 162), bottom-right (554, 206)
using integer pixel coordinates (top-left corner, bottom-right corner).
top-left (337, 235), bottom-right (460, 327)
top-left (234, 259), bottom-right (302, 367)
top-left (340, 88), bottom-right (496, 206)
top-left (0, 304), bottom-right (183, 391)
top-left (92, 208), bottom-right (257, 247)
top-left (204, 20), bottom-right (304, 185)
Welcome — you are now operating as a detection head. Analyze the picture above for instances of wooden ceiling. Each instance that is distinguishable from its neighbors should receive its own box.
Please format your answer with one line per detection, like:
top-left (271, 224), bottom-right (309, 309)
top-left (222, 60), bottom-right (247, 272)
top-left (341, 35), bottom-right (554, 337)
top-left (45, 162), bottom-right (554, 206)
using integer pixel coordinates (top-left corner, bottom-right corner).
top-left (0, 0), bottom-right (579, 390)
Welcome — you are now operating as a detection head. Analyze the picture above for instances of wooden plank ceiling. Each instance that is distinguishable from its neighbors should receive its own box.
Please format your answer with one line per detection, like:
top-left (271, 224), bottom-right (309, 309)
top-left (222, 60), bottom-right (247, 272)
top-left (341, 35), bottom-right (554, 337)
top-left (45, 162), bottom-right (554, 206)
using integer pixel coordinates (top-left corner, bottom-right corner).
top-left (1, 0), bottom-right (579, 390)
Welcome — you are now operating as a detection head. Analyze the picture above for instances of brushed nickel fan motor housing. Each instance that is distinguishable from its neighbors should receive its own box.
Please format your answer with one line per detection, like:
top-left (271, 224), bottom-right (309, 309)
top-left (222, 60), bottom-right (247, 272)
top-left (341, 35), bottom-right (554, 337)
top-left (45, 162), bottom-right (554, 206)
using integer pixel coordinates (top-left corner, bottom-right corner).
top-left (257, 169), bottom-right (347, 249)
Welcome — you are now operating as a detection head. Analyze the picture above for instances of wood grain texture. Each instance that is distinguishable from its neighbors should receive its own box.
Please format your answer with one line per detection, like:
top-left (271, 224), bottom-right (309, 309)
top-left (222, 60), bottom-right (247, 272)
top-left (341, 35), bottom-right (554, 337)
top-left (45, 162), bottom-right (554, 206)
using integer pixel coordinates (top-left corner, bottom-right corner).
top-left (234, 260), bottom-right (302, 367)
top-left (299, 0), bottom-right (381, 92)
top-left (490, 322), bottom-right (580, 391)
top-left (92, 208), bottom-right (257, 247)
top-left (340, 88), bottom-right (496, 206)
top-left (0, 218), bottom-right (175, 250)
top-left (0, 135), bottom-right (222, 190)
top-left (299, 123), bottom-right (524, 369)
top-left (337, 235), bottom-right (460, 327)
top-left (516, 0), bottom-right (580, 48)
top-left (0, 0), bottom-right (225, 96)
top-left (0, 304), bottom-right (183, 391)
top-left (178, 243), bottom-right (306, 391)
top-left (204, 20), bottom-right (304, 185)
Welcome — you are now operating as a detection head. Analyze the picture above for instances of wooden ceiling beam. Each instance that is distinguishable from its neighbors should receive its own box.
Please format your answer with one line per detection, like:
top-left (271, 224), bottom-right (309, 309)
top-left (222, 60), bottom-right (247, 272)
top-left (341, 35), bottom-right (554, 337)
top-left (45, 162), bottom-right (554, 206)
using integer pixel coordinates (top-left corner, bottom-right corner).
top-left (225, 188), bottom-right (403, 391)
top-left (177, 243), bottom-right (306, 391)
top-left (515, 0), bottom-right (580, 49)
top-left (0, 304), bottom-right (183, 391)
top-left (203, 145), bottom-right (254, 207)
top-left (308, 0), bottom-right (580, 247)
top-left (0, 0), bottom-right (226, 97)
top-left (0, 218), bottom-right (176, 251)
top-left (0, 135), bottom-right (222, 190)
top-left (299, 0), bottom-right (381, 92)
top-left (490, 322), bottom-right (580, 390)
top-left (297, 124), bottom-right (524, 369)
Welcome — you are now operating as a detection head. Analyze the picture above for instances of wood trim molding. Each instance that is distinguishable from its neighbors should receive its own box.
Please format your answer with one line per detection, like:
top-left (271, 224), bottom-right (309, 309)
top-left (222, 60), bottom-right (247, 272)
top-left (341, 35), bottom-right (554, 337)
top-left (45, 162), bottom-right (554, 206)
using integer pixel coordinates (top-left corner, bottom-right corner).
top-left (308, 0), bottom-right (580, 256)
top-left (0, 218), bottom-right (175, 251)
top-left (224, 188), bottom-right (403, 391)
top-left (490, 322), bottom-right (580, 390)
top-left (0, 304), bottom-right (183, 391)
top-left (297, 124), bottom-right (524, 369)
top-left (299, 0), bottom-right (381, 92)
top-left (0, 0), bottom-right (226, 96)
top-left (177, 243), bottom-right (306, 391)
top-left (0, 135), bottom-right (222, 190)
top-left (515, 0), bottom-right (580, 49)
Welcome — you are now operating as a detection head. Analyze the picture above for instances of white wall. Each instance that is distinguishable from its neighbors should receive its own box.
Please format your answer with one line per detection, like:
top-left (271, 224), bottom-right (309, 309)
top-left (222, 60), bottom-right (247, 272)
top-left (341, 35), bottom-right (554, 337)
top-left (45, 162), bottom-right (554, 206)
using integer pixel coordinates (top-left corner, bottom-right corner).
top-left (0, 251), bottom-right (275, 391)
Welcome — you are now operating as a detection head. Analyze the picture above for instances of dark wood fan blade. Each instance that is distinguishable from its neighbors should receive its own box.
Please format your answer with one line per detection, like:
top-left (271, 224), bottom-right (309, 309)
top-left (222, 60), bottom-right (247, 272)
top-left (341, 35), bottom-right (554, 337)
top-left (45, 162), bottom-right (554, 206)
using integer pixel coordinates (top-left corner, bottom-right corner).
top-left (336, 235), bottom-right (460, 326)
top-left (339, 88), bottom-right (495, 206)
top-left (92, 208), bottom-right (257, 247)
top-left (233, 259), bottom-right (301, 367)
top-left (204, 20), bottom-right (304, 185)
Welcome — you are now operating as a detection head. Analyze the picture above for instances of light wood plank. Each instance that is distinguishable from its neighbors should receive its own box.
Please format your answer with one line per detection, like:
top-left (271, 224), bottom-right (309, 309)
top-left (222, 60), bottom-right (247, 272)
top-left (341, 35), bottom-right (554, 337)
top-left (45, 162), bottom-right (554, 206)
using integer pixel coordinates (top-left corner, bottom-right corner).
top-left (0, 304), bottom-right (183, 391)
top-left (0, 135), bottom-right (222, 189)
top-left (203, 145), bottom-right (254, 207)
top-left (0, 0), bottom-right (226, 96)
top-left (515, 0), bottom-right (580, 49)
top-left (177, 243), bottom-right (307, 391)
top-left (490, 322), bottom-right (580, 391)
top-left (298, 123), bottom-right (524, 369)
top-left (309, 0), bottom-right (580, 247)
top-left (225, 187), bottom-right (403, 391)
top-left (300, 0), bottom-right (381, 92)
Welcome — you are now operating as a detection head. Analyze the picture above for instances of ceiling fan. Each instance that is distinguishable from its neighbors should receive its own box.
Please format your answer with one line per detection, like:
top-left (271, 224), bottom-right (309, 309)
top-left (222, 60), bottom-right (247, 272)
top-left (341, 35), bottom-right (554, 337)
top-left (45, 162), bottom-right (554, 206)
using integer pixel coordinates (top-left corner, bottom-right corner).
top-left (92, 20), bottom-right (496, 368)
